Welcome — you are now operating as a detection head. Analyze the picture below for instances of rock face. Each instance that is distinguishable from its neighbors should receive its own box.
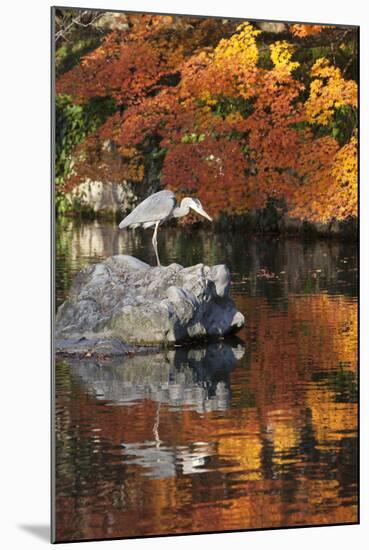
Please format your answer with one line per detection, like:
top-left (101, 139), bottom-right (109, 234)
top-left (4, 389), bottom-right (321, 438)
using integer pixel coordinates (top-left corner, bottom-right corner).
top-left (55, 255), bottom-right (245, 347)
top-left (69, 179), bottom-right (136, 216)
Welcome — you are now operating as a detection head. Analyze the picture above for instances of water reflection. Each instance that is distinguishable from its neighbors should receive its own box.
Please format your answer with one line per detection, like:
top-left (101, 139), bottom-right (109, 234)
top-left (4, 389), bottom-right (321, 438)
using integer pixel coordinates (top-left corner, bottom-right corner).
top-left (123, 439), bottom-right (216, 479)
top-left (54, 220), bottom-right (358, 542)
top-left (56, 218), bottom-right (357, 308)
top-left (68, 341), bottom-right (245, 412)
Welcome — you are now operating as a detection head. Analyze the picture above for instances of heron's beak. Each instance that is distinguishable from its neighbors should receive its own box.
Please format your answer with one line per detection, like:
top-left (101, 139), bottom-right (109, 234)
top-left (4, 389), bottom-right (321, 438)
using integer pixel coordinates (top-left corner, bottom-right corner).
top-left (195, 206), bottom-right (212, 222)
top-left (201, 209), bottom-right (213, 222)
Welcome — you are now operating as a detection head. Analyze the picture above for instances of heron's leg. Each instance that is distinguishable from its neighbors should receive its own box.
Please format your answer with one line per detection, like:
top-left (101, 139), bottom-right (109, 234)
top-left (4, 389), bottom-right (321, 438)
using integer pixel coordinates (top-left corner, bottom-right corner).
top-left (152, 221), bottom-right (161, 266)
top-left (153, 402), bottom-right (161, 448)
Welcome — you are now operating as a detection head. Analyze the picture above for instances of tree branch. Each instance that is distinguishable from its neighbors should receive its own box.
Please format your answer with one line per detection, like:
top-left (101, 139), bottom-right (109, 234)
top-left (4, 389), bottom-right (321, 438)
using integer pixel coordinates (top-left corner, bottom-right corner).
top-left (55, 10), bottom-right (104, 44)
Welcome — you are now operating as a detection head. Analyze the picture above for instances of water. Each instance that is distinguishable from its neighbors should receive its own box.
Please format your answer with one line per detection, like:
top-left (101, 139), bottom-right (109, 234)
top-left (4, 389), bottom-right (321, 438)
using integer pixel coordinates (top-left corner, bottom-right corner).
top-left (54, 219), bottom-right (358, 542)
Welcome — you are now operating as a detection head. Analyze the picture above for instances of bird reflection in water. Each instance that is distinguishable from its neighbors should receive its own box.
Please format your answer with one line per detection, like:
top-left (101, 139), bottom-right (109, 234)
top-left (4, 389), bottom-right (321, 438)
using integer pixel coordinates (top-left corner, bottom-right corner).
top-left (69, 340), bottom-right (245, 479)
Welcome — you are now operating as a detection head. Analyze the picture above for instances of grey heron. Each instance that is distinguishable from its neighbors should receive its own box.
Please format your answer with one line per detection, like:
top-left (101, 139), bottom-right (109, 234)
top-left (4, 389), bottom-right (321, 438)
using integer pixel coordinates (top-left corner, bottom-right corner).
top-left (118, 190), bottom-right (212, 266)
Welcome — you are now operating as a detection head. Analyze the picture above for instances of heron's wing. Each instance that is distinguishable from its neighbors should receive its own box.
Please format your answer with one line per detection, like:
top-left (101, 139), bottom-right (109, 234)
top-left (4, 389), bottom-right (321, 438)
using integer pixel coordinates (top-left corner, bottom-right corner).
top-left (119, 190), bottom-right (176, 229)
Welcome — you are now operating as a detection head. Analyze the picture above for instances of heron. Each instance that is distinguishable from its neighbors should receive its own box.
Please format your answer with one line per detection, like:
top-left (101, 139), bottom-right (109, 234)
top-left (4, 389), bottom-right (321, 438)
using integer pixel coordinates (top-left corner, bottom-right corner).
top-left (118, 190), bottom-right (212, 266)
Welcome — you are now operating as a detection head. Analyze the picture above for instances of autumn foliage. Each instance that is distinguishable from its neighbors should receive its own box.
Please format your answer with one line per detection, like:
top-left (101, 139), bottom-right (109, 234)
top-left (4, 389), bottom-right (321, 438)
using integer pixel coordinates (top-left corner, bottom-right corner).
top-left (56, 13), bottom-right (358, 225)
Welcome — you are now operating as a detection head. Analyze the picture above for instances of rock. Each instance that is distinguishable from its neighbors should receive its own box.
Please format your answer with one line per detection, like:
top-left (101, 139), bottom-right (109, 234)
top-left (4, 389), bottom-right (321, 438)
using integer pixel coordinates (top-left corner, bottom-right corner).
top-left (54, 337), bottom-right (153, 357)
top-left (69, 177), bottom-right (162, 217)
top-left (94, 12), bottom-right (129, 31)
top-left (69, 179), bottom-right (136, 216)
top-left (256, 21), bottom-right (287, 34)
top-left (68, 142), bottom-right (162, 216)
top-left (55, 255), bottom-right (245, 347)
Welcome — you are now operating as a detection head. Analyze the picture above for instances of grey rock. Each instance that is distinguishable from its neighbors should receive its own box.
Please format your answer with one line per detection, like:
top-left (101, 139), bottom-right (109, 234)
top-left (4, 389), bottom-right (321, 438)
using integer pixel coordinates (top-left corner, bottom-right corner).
top-left (69, 179), bottom-right (137, 216)
top-left (256, 21), bottom-right (287, 34)
top-left (55, 255), bottom-right (245, 347)
top-left (94, 12), bottom-right (129, 31)
top-left (54, 337), bottom-right (149, 357)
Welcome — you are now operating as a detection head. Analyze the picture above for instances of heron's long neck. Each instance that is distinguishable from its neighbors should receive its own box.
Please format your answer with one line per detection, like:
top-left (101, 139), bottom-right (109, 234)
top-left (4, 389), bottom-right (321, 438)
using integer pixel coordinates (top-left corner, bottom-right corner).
top-left (172, 200), bottom-right (190, 218)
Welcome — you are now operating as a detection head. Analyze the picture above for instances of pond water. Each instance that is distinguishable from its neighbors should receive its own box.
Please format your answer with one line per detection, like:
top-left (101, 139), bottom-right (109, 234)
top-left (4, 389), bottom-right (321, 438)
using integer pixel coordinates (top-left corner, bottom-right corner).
top-left (54, 219), bottom-right (358, 542)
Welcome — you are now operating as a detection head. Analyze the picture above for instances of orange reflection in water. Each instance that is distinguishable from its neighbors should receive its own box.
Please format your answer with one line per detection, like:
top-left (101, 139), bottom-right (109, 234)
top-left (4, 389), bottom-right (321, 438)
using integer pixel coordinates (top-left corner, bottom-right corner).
top-left (55, 293), bottom-right (357, 542)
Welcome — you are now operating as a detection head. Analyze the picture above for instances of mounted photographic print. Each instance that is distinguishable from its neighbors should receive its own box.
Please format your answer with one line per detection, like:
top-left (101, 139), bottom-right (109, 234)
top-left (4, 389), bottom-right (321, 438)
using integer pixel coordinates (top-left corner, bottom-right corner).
top-left (51, 6), bottom-right (359, 543)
